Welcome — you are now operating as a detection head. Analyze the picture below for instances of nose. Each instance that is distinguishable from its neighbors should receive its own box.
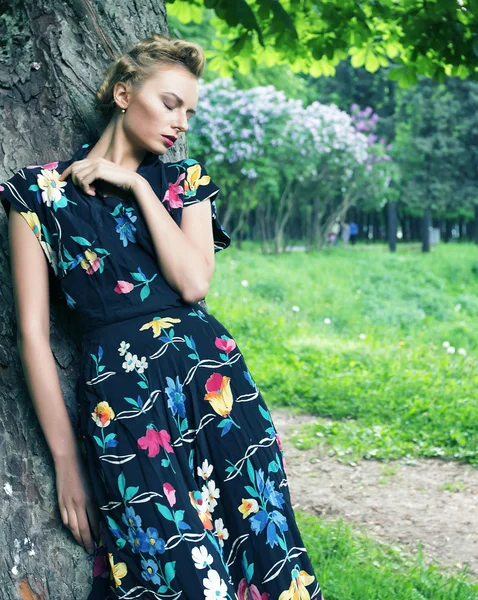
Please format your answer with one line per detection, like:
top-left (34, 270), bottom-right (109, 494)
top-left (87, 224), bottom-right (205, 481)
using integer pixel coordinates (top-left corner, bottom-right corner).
top-left (173, 111), bottom-right (188, 134)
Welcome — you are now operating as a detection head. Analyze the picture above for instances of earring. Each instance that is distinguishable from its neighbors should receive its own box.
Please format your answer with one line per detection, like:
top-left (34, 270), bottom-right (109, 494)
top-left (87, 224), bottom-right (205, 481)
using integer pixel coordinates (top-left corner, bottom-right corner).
top-left (121, 108), bottom-right (126, 113)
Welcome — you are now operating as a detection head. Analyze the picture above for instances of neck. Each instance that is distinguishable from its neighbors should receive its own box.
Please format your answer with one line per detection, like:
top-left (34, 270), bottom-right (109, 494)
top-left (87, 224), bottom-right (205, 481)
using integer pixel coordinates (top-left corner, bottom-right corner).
top-left (89, 114), bottom-right (147, 172)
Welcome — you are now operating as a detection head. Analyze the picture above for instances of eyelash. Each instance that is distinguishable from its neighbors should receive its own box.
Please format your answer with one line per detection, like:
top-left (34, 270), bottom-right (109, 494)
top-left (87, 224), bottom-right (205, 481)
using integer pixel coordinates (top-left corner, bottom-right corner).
top-left (163, 101), bottom-right (194, 120)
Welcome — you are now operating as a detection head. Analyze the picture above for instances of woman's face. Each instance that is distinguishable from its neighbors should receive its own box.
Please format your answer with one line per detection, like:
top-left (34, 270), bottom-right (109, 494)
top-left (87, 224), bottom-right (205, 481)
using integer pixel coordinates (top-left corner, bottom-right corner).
top-left (116, 64), bottom-right (199, 156)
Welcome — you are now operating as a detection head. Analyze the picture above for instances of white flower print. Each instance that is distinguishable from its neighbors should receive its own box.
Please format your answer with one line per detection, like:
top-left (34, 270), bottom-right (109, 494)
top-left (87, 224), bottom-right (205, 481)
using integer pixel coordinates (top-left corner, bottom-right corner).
top-left (122, 351), bottom-right (138, 372)
top-left (203, 569), bottom-right (228, 599)
top-left (197, 459), bottom-right (214, 480)
top-left (118, 341), bottom-right (130, 356)
top-left (136, 355), bottom-right (148, 373)
top-left (202, 479), bottom-right (220, 512)
top-left (191, 545), bottom-right (213, 570)
top-left (214, 518), bottom-right (229, 547)
top-left (36, 168), bottom-right (67, 206)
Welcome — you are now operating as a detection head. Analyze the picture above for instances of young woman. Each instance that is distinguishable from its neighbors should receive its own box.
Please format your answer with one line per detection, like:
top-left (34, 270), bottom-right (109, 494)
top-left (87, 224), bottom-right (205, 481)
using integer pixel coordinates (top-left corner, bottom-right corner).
top-left (1, 34), bottom-right (323, 600)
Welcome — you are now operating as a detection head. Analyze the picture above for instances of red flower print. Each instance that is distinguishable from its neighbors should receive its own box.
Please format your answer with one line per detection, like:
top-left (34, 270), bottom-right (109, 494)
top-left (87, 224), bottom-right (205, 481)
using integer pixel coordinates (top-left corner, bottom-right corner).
top-left (93, 545), bottom-right (109, 577)
top-left (215, 336), bottom-right (236, 354)
top-left (163, 482), bottom-right (176, 507)
top-left (137, 427), bottom-right (174, 458)
top-left (162, 173), bottom-right (185, 209)
top-left (205, 372), bottom-right (223, 394)
top-left (114, 280), bottom-right (134, 294)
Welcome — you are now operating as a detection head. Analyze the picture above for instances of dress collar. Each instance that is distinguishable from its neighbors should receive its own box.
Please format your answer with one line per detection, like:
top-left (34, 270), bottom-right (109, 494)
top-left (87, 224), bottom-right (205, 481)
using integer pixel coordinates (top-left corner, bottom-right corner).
top-left (66, 142), bottom-right (165, 201)
top-left (69, 142), bottom-right (160, 174)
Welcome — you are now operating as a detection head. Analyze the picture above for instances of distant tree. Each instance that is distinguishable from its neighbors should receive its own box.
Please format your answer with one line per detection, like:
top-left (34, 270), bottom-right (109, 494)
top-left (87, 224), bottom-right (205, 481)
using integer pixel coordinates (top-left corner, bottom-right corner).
top-left (167, 0), bottom-right (478, 85)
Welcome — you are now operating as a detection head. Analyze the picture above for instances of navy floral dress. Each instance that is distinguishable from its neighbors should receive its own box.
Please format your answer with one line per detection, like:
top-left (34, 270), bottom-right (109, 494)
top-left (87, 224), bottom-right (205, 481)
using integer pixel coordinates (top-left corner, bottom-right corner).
top-left (1, 143), bottom-right (323, 600)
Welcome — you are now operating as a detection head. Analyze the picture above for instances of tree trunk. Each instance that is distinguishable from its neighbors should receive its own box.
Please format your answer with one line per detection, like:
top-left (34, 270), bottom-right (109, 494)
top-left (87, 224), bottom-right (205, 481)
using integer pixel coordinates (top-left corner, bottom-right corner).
top-left (0, 3), bottom-right (177, 598)
top-left (387, 202), bottom-right (397, 252)
top-left (422, 207), bottom-right (432, 252)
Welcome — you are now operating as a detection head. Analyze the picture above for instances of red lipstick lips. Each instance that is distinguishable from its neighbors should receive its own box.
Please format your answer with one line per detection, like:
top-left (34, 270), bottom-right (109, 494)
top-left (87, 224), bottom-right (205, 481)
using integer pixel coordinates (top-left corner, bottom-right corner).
top-left (161, 135), bottom-right (177, 148)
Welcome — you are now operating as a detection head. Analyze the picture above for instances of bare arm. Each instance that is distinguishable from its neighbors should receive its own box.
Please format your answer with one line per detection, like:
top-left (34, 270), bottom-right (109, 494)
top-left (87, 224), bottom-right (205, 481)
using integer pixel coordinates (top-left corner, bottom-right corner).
top-left (8, 209), bottom-right (99, 553)
top-left (132, 175), bottom-right (215, 303)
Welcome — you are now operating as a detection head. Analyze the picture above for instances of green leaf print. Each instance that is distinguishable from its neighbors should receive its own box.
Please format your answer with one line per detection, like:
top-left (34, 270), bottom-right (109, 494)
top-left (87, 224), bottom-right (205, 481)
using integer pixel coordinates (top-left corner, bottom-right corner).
top-left (165, 561), bottom-right (176, 585)
top-left (140, 285), bottom-right (151, 301)
top-left (156, 503), bottom-right (174, 522)
top-left (125, 486), bottom-right (139, 501)
top-left (71, 236), bottom-right (92, 246)
top-left (247, 458), bottom-right (255, 485)
top-left (118, 472), bottom-right (126, 497)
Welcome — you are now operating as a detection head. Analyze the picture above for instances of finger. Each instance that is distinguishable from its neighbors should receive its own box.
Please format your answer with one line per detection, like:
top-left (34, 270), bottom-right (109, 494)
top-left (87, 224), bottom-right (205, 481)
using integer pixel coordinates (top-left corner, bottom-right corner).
top-left (60, 503), bottom-right (69, 528)
top-left (86, 500), bottom-right (101, 543)
top-left (77, 507), bottom-right (95, 555)
top-left (58, 164), bottom-right (72, 181)
top-left (72, 165), bottom-right (97, 196)
top-left (65, 506), bottom-right (85, 551)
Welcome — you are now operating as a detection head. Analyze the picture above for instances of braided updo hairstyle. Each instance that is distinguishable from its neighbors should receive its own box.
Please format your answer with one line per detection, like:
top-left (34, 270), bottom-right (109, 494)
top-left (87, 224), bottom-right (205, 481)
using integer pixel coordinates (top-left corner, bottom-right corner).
top-left (96, 33), bottom-right (206, 118)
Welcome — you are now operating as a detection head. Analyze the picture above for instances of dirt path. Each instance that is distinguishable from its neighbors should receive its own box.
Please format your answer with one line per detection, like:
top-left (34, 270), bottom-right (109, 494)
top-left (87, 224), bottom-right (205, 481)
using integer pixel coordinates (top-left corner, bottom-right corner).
top-left (271, 408), bottom-right (478, 577)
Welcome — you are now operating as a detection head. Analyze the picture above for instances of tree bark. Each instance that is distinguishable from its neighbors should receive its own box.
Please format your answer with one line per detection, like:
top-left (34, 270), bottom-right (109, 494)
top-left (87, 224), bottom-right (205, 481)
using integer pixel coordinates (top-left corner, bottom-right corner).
top-left (387, 201), bottom-right (397, 252)
top-left (422, 207), bottom-right (432, 252)
top-left (0, 2), bottom-right (180, 598)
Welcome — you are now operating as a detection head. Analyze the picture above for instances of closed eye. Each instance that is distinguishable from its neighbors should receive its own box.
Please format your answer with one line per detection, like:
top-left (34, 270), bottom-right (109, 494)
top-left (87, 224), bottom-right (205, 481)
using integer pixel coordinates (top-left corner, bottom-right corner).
top-left (163, 102), bottom-right (174, 111)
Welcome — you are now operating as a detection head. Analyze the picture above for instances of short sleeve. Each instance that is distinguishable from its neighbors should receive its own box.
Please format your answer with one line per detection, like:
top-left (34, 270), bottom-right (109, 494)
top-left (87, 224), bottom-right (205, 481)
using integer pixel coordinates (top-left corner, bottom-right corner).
top-left (165, 158), bottom-right (231, 254)
top-left (0, 166), bottom-right (60, 277)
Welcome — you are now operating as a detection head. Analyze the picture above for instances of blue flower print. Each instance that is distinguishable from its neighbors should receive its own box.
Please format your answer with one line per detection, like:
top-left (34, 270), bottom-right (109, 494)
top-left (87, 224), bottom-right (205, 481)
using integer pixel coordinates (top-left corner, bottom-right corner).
top-left (165, 376), bottom-right (186, 418)
top-left (127, 527), bottom-right (150, 554)
top-left (122, 506), bottom-right (142, 529)
top-left (249, 510), bottom-right (268, 535)
top-left (264, 478), bottom-right (285, 509)
top-left (141, 558), bottom-right (162, 586)
top-left (110, 202), bottom-right (137, 247)
top-left (144, 527), bottom-right (166, 556)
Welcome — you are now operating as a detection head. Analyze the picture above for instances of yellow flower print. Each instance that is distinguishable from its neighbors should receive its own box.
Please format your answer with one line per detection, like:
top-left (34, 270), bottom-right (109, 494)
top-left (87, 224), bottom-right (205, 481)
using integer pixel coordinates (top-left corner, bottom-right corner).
top-left (21, 211), bottom-right (42, 240)
top-left (80, 248), bottom-right (101, 274)
top-left (139, 316), bottom-right (181, 338)
top-left (91, 401), bottom-right (115, 427)
top-left (184, 163), bottom-right (210, 196)
top-left (204, 373), bottom-right (233, 417)
top-left (36, 168), bottom-right (67, 207)
top-left (238, 498), bottom-right (259, 519)
top-left (19, 211), bottom-right (59, 276)
top-left (278, 566), bottom-right (315, 600)
top-left (107, 552), bottom-right (127, 587)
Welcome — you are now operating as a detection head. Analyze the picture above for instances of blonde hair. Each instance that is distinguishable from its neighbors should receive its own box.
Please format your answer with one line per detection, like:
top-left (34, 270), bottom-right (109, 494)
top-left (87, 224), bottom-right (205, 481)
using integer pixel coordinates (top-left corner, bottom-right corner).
top-left (96, 33), bottom-right (206, 117)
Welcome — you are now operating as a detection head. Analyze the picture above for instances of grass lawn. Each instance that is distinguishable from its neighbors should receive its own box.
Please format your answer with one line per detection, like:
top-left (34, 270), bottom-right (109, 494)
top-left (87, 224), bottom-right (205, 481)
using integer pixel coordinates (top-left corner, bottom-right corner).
top-left (296, 511), bottom-right (478, 598)
top-left (208, 242), bottom-right (478, 466)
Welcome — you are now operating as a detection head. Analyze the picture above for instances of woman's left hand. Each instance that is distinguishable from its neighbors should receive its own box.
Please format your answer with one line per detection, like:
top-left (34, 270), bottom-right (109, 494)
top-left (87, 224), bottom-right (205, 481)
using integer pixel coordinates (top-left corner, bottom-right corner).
top-left (58, 157), bottom-right (141, 197)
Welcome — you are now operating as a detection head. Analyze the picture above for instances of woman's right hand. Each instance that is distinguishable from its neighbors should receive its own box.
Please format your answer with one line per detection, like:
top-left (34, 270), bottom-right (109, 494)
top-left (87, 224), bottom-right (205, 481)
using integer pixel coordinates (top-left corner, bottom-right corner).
top-left (54, 454), bottom-right (101, 555)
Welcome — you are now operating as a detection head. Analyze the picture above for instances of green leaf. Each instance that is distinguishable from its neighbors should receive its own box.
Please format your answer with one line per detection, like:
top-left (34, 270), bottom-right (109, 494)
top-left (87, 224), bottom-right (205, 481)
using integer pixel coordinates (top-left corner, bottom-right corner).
top-left (258, 404), bottom-right (272, 423)
top-left (125, 486), bottom-right (139, 501)
top-left (124, 397), bottom-right (139, 407)
top-left (246, 458), bottom-right (255, 485)
top-left (118, 472), bottom-right (126, 497)
top-left (137, 380), bottom-right (148, 389)
top-left (173, 510), bottom-right (185, 523)
top-left (93, 435), bottom-right (103, 448)
top-left (131, 272), bottom-right (146, 281)
top-left (140, 284), bottom-right (151, 301)
top-left (365, 51), bottom-right (380, 73)
top-left (244, 485), bottom-right (259, 498)
top-left (155, 502), bottom-right (174, 521)
top-left (71, 236), bottom-right (92, 246)
top-left (164, 561), bottom-right (176, 585)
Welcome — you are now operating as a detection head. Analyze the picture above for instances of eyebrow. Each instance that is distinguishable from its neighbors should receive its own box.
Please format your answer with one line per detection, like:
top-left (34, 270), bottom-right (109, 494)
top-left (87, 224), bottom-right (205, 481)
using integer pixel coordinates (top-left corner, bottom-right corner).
top-left (162, 92), bottom-right (197, 116)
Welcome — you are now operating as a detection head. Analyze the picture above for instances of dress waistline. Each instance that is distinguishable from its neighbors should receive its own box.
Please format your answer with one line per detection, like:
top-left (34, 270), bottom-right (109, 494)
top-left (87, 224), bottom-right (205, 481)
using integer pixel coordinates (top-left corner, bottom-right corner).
top-left (79, 302), bottom-right (203, 342)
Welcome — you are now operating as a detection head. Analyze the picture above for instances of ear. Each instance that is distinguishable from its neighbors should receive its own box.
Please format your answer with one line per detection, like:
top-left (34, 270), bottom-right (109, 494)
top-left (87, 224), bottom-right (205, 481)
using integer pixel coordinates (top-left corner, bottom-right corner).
top-left (112, 81), bottom-right (130, 111)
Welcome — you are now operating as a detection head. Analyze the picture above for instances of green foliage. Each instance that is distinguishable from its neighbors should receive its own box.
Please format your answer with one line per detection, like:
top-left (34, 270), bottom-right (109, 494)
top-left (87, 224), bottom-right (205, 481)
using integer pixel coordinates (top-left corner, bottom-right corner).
top-left (166, 0), bottom-right (478, 85)
top-left (296, 512), bottom-right (478, 599)
top-left (208, 243), bottom-right (478, 465)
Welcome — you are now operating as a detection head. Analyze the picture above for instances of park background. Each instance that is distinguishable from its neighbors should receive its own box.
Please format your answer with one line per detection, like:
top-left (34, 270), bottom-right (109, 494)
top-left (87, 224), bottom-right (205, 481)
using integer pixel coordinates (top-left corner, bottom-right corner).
top-left (0, 1), bottom-right (477, 599)
top-left (169, 2), bottom-right (478, 598)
